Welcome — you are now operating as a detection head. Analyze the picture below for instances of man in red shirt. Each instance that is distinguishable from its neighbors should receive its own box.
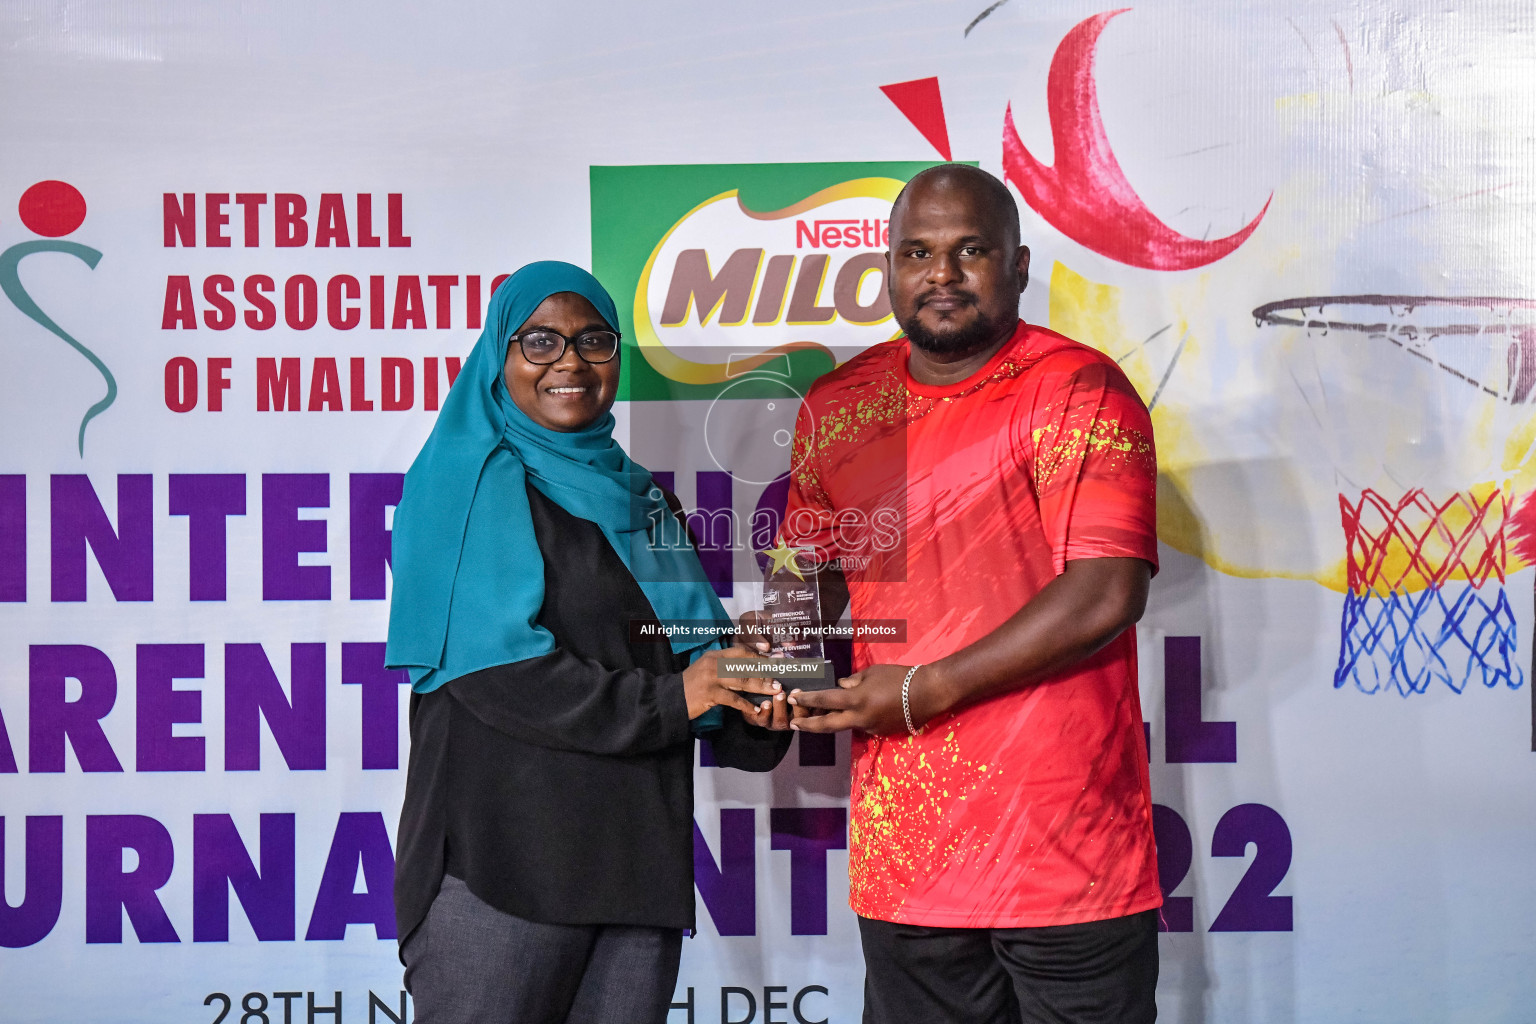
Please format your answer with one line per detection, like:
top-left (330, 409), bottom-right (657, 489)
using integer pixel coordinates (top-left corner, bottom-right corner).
top-left (778, 164), bottom-right (1161, 1023)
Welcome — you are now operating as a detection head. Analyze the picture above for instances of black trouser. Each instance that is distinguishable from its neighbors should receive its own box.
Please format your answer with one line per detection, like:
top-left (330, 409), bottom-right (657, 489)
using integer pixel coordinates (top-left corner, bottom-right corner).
top-left (858, 909), bottom-right (1159, 1024)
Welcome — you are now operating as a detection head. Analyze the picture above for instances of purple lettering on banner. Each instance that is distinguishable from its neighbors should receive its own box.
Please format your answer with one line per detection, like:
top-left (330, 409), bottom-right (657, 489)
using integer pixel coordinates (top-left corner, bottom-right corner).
top-left (752, 474), bottom-right (791, 554)
top-left (1164, 636), bottom-right (1236, 763)
top-left (85, 814), bottom-right (180, 943)
top-left (0, 704), bottom-right (16, 772)
top-left (770, 807), bottom-right (847, 935)
top-left (797, 640), bottom-right (848, 768)
top-left (135, 644), bottom-right (205, 772)
top-left (192, 814), bottom-right (296, 941)
top-left (341, 643), bottom-right (409, 769)
top-left (796, 728), bottom-right (837, 770)
top-left (50, 475), bottom-right (154, 601)
top-left (29, 645), bottom-right (123, 773)
top-left (695, 471), bottom-right (733, 598)
top-left (169, 474), bottom-right (246, 601)
top-left (349, 474), bottom-right (403, 600)
top-left (0, 475), bottom-right (24, 602)
top-left (1208, 803), bottom-right (1294, 932)
top-left (693, 808), bottom-right (755, 936)
top-left (1150, 804), bottom-right (1194, 932)
top-left (0, 816), bottom-right (64, 947)
top-left (224, 643), bottom-right (327, 770)
top-left (699, 739), bottom-right (719, 767)
top-left (304, 812), bottom-right (397, 940)
top-left (261, 474), bottom-right (330, 600)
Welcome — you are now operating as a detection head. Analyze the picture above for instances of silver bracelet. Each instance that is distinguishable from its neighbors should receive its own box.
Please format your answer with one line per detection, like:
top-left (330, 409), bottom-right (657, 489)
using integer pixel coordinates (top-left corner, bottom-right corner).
top-left (901, 664), bottom-right (924, 736)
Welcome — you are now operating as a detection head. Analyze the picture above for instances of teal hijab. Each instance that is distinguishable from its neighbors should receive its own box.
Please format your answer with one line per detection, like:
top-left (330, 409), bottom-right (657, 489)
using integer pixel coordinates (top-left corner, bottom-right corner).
top-left (384, 261), bottom-right (731, 709)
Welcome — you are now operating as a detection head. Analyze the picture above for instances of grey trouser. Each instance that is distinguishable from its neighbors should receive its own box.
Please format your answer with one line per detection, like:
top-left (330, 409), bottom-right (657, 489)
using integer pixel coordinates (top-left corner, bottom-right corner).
top-left (403, 874), bottom-right (685, 1024)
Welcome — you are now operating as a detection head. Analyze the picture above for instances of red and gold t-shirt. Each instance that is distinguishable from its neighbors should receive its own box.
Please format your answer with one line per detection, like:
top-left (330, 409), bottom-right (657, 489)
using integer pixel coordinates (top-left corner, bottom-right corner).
top-left (779, 321), bottom-right (1162, 927)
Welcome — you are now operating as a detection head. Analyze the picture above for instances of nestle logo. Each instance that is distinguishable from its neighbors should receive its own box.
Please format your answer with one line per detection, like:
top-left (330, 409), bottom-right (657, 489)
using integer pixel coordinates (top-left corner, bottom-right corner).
top-left (795, 218), bottom-right (889, 249)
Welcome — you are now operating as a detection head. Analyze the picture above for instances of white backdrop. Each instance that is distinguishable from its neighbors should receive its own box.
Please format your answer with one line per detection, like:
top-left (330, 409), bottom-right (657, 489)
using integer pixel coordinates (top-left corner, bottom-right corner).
top-left (2, 2), bottom-right (1534, 1021)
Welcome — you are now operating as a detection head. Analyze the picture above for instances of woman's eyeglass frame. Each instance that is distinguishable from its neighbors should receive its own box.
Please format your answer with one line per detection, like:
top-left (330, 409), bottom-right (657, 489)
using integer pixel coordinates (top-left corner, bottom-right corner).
top-left (508, 329), bottom-right (622, 365)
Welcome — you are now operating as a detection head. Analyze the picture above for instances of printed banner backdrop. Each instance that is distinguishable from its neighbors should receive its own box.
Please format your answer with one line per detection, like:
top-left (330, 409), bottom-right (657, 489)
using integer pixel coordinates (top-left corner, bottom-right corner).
top-left (3, 1), bottom-right (1534, 1022)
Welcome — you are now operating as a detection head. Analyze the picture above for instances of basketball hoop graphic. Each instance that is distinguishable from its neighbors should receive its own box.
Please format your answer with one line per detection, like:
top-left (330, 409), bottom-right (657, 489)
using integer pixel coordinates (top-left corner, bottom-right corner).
top-left (1255, 295), bottom-right (1535, 697)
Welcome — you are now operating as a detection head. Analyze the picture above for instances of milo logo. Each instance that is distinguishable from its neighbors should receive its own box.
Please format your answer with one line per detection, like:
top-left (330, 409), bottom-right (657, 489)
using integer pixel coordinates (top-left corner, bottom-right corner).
top-left (593, 162), bottom-right (943, 401)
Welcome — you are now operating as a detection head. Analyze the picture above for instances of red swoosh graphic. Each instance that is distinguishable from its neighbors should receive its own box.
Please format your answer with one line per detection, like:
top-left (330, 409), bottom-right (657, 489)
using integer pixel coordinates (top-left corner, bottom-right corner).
top-left (1002, 8), bottom-right (1270, 271)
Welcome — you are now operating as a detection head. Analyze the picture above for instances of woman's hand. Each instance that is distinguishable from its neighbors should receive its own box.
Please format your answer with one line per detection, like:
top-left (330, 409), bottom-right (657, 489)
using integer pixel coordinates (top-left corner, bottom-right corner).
top-left (743, 686), bottom-right (796, 730)
top-left (736, 611), bottom-right (827, 731)
top-left (735, 609), bottom-right (773, 655)
top-left (683, 645), bottom-right (780, 720)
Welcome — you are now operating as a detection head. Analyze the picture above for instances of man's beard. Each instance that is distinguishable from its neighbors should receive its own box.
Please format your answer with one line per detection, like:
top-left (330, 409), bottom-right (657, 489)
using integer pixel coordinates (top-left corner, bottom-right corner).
top-left (900, 303), bottom-right (1013, 357)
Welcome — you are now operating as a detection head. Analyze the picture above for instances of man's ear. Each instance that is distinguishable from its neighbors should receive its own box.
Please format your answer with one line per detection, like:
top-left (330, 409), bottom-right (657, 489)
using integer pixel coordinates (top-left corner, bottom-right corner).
top-left (1016, 245), bottom-right (1031, 292)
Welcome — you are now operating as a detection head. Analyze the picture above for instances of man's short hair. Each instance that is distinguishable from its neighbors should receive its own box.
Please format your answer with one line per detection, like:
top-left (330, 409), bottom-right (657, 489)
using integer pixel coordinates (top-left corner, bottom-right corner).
top-left (891, 164), bottom-right (1021, 248)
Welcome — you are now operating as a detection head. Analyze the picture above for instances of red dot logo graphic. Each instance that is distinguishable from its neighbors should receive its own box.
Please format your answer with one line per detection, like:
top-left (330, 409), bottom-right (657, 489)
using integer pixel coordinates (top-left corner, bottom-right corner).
top-left (19, 180), bottom-right (87, 237)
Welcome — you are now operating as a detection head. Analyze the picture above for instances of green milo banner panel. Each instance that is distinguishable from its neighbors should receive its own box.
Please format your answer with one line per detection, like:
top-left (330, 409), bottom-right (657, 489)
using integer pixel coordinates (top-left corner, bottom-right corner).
top-left (592, 162), bottom-right (945, 403)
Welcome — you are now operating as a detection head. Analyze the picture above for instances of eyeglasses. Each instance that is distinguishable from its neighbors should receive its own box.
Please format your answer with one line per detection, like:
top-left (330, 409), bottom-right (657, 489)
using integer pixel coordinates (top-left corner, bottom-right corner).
top-left (509, 329), bottom-right (621, 365)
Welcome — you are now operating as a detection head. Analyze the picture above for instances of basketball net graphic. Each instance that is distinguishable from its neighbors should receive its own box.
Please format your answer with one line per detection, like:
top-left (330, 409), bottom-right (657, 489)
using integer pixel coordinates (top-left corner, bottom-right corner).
top-left (1255, 295), bottom-right (1535, 696)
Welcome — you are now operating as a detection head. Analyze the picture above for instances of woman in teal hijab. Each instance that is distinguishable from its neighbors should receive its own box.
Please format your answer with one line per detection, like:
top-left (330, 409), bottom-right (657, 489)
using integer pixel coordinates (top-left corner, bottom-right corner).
top-left (388, 262), bottom-right (789, 1024)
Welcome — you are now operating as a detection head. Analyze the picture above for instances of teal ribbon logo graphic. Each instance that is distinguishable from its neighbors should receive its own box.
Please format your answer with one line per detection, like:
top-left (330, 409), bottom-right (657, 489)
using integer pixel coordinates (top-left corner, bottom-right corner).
top-left (0, 240), bottom-right (109, 455)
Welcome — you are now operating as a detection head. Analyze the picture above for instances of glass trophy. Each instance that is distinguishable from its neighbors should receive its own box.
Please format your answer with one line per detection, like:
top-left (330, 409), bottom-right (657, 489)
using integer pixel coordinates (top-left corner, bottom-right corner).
top-left (755, 550), bottom-right (835, 700)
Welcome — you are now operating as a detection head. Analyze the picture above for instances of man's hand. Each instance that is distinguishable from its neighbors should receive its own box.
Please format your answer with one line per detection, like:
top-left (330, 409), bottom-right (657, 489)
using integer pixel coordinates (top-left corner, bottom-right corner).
top-left (683, 645), bottom-right (780, 719)
top-left (788, 664), bottom-right (946, 736)
top-left (790, 558), bottom-right (1153, 732)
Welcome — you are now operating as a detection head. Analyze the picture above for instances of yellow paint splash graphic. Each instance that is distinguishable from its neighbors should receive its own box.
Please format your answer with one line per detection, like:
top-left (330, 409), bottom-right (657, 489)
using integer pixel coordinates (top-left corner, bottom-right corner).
top-left (848, 731), bottom-right (1003, 917)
